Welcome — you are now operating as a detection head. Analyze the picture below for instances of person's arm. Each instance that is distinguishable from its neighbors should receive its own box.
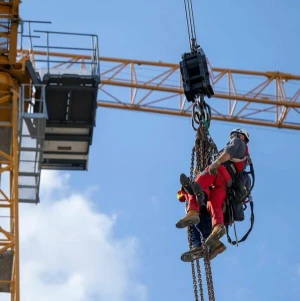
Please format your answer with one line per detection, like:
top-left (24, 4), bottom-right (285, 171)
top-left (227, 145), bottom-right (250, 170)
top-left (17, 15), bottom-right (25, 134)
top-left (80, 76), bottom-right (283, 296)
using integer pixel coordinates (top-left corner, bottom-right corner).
top-left (209, 138), bottom-right (243, 174)
top-left (214, 151), bottom-right (230, 165)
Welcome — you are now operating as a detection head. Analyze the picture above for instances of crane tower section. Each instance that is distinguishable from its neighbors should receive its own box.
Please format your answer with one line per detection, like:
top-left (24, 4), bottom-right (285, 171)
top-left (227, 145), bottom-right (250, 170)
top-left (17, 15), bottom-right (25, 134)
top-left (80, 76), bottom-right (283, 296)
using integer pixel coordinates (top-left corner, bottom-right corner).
top-left (0, 8), bottom-right (100, 300)
top-left (0, 0), bottom-right (26, 299)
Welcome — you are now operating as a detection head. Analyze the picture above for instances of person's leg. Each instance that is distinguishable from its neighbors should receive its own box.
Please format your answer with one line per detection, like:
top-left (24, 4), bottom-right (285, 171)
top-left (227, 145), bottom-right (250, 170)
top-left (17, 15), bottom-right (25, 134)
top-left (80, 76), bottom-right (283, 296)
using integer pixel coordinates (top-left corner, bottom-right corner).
top-left (180, 224), bottom-right (203, 262)
top-left (205, 185), bottom-right (226, 247)
top-left (199, 206), bottom-right (212, 239)
top-left (180, 207), bottom-right (212, 262)
top-left (176, 194), bottom-right (200, 228)
top-left (176, 171), bottom-right (216, 229)
top-left (209, 241), bottom-right (227, 260)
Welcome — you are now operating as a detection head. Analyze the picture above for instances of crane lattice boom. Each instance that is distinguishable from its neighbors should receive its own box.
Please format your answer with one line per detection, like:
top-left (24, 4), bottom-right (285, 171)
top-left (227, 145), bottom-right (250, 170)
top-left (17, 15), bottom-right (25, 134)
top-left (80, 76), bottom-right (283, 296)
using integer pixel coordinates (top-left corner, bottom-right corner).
top-left (19, 50), bottom-right (300, 130)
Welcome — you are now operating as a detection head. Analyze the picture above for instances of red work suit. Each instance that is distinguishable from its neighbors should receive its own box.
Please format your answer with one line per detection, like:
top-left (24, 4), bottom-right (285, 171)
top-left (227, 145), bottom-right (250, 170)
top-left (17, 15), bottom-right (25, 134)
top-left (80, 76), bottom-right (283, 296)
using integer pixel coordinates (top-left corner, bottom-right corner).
top-left (181, 144), bottom-right (249, 227)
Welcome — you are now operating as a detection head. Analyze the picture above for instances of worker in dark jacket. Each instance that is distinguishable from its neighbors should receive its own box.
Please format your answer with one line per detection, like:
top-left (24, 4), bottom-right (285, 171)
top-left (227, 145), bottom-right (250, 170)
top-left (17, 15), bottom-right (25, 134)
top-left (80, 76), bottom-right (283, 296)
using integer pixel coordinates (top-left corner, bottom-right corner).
top-left (176, 128), bottom-right (250, 250)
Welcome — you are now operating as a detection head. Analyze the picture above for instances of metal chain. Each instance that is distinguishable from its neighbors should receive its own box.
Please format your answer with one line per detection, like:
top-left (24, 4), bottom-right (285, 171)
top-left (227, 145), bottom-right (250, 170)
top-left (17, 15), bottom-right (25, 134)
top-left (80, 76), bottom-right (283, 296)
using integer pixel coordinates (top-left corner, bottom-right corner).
top-left (196, 259), bottom-right (205, 301)
top-left (197, 128), bottom-right (216, 301)
top-left (198, 124), bottom-right (216, 301)
top-left (189, 135), bottom-right (206, 301)
top-left (188, 225), bottom-right (199, 301)
top-left (190, 146), bottom-right (195, 181)
top-left (188, 148), bottom-right (202, 301)
top-left (203, 244), bottom-right (215, 301)
top-left (189, 95), bottom-right (217, 301)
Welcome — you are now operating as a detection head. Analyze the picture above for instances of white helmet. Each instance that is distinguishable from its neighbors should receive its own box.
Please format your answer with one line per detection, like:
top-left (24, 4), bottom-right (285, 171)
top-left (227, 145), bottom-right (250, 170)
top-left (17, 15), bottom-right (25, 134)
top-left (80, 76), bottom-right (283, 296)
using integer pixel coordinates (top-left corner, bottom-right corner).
top-left (230, 128), bottom-right (250, 142)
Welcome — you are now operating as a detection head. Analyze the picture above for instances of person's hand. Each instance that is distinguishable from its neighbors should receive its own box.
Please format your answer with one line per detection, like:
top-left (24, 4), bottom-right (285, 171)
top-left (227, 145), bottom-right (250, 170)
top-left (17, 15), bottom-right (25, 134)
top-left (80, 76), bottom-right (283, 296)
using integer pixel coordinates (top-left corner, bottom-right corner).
top-left (176, 187), bottom-right (186, 202)
top-left (208, 160), bottom-right (220, 175)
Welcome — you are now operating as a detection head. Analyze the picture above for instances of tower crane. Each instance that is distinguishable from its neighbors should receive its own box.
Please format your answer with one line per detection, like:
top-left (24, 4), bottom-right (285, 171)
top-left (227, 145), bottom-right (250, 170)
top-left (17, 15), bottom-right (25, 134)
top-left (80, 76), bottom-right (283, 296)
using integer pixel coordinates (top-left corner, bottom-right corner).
top-left (0, 0), bottom-right (300, 301)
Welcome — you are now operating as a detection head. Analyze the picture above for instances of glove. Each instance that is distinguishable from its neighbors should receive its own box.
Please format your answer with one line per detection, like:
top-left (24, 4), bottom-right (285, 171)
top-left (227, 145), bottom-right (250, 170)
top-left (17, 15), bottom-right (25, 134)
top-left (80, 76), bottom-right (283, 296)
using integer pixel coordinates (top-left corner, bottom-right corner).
top-left (208, 160), bottom-right (220, 175)
top-left (177, 187), bottom-right (186, 202)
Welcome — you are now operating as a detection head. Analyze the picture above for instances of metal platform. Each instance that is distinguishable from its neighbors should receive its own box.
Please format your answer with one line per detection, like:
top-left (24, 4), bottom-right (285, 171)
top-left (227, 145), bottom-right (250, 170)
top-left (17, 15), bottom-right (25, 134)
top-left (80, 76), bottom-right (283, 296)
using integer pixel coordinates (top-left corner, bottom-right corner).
top-left (40, 72), bottom-right (99, 170)
top-left (0, 250), bottom-right (13, 293)
top-left (33, 31), bottom-right (100, 171)
top-left (18, 84), bottom-right (47, 204)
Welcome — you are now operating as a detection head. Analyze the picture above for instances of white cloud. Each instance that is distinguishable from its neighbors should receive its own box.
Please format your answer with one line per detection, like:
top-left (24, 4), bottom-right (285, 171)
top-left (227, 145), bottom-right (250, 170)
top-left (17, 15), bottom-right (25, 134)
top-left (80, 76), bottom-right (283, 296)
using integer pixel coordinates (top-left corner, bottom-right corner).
top-left (2, 170), bottom-right (147, 301)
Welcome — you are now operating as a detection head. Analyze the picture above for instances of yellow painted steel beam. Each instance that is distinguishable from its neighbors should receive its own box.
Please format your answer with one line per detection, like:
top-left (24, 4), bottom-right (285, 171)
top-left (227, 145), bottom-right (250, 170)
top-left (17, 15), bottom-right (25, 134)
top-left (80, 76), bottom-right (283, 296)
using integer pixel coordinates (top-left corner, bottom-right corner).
top-left (8, 0), bottom-right (20, 64)
top-left (19, 50), bottom-right (300, 80)
top-left (18, 50), bottom-right (300, 130)
top-left (12, 88), bottom-right (20, 301)
top-left (0, 0), bottom-right (20, 66)
top-left (99, 79), bottom-right (300, 108)
top-left (0, 2), bottom-right (22, 301)
top-left (0, 82), bottom-right (19, 301)
top-left (97, 102), bottom-right (300, 130)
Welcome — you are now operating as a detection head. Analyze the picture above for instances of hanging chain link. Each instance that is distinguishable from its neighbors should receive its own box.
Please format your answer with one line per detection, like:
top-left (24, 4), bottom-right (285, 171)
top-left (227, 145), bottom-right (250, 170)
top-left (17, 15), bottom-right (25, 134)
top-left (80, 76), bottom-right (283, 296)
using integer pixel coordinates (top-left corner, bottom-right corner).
top-left (188, 147), bottom-right (205, 301)
top-left (188, 95), bottom-right (218, 301)
top-left (196, 259), bottom-right (205, 301)
top-left (196, 124), bottom-right (216, 301)
top-left (203, 249), bottom-right (215, 301)
top-left (188, 225), bottom-right (199, 301)
top-left (190, 146), bottom-right (196, 181)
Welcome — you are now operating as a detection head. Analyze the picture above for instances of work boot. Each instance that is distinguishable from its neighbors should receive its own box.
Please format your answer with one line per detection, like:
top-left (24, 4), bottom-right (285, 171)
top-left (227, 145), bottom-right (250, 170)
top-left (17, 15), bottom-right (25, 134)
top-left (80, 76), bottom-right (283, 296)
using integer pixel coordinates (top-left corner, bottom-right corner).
top-left (205, 224), bottom-right (225, 248)
top-left (209, 241), bottom-right (226, 260)
top-left (179, 173), bottom-right (194, 195)
top-left (180, 173), bottom-right (205, 205)
top-left (175, 210), bottom-right (200, 229)
top-left (181, 246), bottom-right (204, 262)
top-left (192, 182), bottom-right (205, 205)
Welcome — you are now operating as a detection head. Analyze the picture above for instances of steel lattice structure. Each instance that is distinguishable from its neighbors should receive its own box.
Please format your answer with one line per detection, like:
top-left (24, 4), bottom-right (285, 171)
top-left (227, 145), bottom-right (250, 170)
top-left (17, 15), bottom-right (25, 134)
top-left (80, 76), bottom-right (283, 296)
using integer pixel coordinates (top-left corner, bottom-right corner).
top-left (19, 50), bottom-right (300, 130)
top-left (0, 1), bottom-right (22, 301)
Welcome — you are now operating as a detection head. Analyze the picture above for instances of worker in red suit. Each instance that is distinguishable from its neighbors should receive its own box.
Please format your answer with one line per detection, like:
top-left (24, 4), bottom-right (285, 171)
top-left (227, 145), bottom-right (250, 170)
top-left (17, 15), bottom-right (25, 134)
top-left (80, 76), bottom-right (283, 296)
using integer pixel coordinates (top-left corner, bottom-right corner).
top-left (177, 187), bottom-right (226, 261)
top-left (176, 128), bottom-right (250, 250)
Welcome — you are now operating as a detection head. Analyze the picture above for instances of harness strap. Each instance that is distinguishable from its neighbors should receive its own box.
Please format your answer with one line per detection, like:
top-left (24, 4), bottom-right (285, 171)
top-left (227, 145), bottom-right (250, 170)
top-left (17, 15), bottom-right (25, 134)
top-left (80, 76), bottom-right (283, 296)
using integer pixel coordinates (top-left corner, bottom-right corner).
top-left (226, 199), bottom-right (254, 245)
top-left (222, 161), bottom-right (237, 179)
top-left (231, 156), bottom-right (248, 163)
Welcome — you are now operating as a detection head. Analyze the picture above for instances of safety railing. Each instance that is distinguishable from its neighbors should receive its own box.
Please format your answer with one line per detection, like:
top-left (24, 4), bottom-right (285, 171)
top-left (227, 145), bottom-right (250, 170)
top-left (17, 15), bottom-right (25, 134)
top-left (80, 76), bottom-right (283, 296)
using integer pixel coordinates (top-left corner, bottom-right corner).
top-left (32, 30), bottom-right (100, 78)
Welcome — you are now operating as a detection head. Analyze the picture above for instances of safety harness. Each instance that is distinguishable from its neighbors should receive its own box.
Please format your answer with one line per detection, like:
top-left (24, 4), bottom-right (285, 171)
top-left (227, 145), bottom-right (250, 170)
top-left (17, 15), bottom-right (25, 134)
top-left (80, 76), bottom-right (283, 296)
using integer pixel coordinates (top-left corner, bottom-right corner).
top-left (224, 153), bottom-right (255, 246)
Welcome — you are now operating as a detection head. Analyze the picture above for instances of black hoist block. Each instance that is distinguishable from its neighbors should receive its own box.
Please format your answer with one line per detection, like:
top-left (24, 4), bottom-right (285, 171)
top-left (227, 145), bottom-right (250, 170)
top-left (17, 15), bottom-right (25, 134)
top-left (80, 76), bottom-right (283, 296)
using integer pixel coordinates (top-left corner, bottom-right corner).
top-left (180, 48), bottom-right (214, 102)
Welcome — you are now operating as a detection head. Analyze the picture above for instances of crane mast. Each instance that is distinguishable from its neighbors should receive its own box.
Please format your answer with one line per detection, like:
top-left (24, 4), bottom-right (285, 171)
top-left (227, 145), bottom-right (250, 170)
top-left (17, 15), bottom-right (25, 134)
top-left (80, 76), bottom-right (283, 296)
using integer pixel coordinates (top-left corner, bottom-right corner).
top-left (0, 1), bottom-right (22, 300)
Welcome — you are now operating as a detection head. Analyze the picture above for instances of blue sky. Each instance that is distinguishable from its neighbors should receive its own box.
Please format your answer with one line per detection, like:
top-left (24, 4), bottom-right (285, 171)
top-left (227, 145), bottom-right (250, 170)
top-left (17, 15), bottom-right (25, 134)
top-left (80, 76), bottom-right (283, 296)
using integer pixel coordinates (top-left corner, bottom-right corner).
top-left (13, 1), bottom-right (300, 301)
